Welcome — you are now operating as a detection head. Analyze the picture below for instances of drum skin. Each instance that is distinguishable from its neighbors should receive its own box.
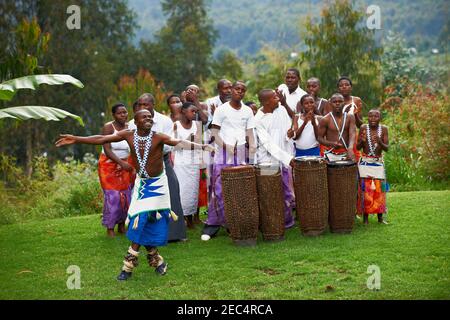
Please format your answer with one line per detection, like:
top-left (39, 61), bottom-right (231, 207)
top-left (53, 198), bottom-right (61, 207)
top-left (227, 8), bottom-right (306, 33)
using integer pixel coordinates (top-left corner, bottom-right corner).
top-left (221, 165), bottom-right (259, 246)
top-left (255, 166), bottom-right (285, 242)
top-left (327, 161), bottom-right (358, 233)
top-left (293, 157), bottom-right (329, 236)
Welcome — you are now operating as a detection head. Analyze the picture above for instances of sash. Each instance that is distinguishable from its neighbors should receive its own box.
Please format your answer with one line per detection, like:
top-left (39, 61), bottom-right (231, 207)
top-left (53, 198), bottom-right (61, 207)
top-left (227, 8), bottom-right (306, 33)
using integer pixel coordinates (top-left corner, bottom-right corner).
top-left (324, 113), bottom-right (348, 161)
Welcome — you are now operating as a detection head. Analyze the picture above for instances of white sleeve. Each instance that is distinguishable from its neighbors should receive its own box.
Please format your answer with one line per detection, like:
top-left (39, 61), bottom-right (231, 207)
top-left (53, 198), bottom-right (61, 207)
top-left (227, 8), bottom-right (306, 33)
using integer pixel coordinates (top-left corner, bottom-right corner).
top-left (211, 107), bottom-right (224, 127)
top-left (246, 112), bottom-right (256, 129)
top-left (162, 117), bottom-right (174, 154)
top-left (255, 120), bottom-right (292, 167)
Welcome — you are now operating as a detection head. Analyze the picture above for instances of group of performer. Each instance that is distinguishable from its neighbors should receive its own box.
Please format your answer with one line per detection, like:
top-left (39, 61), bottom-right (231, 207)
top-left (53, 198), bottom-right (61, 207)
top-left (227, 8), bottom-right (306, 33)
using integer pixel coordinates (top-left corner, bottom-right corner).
top-left (55, 68), bottom-right (389, 281)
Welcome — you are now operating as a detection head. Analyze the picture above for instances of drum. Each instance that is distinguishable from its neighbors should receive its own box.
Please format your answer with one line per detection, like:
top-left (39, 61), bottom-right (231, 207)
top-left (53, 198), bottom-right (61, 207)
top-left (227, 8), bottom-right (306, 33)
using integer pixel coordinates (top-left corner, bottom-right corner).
top-left (293, 156), bottom-right (329, 236)
top-left (221, 165), bottom-right (259, 246)
top-left (327, 160), bottom-right (358, 233)
top-left (255, 164), bottom-right (285, 242)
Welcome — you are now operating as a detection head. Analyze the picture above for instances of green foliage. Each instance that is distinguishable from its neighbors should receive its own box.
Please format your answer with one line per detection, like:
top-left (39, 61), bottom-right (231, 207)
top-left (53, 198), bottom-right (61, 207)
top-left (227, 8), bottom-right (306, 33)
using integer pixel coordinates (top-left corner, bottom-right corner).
top-left (0, 155), bottom-right (102, 225)
top-left (299, 0), bottom-right (383, 107)
top-left (107, 69), bottom-right (170, 117)
top-left (381, 82), bottom-right (450, 190)
top-left (244, 46), bottom-right (292, 98)
top-left (381, 32), bottom-right (449, 96)
top-left (138, 0), bottom-right (218, 91)
top-left (0, 17), bottom-right (50, 81)
top-left (0, 0), bottom-right (137, 166)
top-left (129, 0), bottom-right (448, 57)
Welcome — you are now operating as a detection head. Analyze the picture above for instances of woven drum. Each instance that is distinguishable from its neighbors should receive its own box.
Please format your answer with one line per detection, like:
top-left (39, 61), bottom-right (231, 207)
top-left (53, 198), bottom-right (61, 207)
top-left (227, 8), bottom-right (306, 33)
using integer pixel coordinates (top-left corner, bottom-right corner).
top-left (293, 157), bottom-right (329, 236)
top-left (255, 165), bottom-right (285, 242)
top-left (327, 161), bottom-right (358, 234)
top-left (221, 165), bottom-right (259, 246)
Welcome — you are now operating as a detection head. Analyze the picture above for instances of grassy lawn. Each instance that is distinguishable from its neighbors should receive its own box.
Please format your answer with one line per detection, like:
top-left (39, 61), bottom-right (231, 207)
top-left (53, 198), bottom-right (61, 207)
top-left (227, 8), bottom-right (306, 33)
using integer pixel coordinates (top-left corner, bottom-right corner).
top-left (0, 191), bottom-right (449, 300)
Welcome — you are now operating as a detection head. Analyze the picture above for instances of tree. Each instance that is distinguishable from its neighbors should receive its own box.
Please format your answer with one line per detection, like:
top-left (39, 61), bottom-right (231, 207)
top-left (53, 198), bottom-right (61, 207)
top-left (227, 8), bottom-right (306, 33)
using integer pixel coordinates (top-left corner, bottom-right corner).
top-left (107, 69), bottom-right (170, 117)
top-left (299, 0), bottom-right (383, 107)
top-left (0, 1), bottom-right (137, 167)
top-left (140, 0), bottom-right (218, 92)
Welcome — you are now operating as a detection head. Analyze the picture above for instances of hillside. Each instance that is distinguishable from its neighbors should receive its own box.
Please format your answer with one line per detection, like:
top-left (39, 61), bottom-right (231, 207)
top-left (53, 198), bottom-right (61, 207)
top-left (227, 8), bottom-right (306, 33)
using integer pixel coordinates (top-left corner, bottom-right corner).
top-left (128, 0), bottom-right (448, 57)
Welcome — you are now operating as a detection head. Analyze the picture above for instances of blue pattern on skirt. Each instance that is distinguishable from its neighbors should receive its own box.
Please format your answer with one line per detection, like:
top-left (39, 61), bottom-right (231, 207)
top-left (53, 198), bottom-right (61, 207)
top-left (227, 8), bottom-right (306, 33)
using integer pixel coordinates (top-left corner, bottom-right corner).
top-left (127, 210), bottom-right (170, 247)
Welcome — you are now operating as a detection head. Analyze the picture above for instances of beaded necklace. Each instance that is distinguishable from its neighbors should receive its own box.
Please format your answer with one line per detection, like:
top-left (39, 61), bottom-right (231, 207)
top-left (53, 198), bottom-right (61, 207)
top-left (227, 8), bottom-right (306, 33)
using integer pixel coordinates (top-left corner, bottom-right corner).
top-left (133, 130), bottom-right (153, 178)
top-left (367, 125), bottom-right (382, 156)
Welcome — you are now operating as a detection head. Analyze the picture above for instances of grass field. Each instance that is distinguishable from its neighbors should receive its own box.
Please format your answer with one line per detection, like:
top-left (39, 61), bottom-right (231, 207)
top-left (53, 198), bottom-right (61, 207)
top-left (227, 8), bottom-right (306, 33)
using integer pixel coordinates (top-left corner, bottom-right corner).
top-left (0, 191), bottom-right (449, 300)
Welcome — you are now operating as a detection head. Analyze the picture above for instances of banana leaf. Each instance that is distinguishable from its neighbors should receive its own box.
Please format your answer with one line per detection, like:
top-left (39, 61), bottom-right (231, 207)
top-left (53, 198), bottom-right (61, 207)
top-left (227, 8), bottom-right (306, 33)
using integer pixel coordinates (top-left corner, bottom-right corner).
top-left (0, 74), bottom-right (84, 101)
top-left (0, 106), bottom-right (84, 126)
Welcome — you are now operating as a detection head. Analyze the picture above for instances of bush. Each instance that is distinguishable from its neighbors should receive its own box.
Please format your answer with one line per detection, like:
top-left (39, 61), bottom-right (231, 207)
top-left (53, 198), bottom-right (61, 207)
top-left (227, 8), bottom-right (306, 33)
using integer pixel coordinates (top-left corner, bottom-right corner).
top-left (0, 155), bottom-right (103, 225)
top-left (382, 82), bottom-right (449, 190)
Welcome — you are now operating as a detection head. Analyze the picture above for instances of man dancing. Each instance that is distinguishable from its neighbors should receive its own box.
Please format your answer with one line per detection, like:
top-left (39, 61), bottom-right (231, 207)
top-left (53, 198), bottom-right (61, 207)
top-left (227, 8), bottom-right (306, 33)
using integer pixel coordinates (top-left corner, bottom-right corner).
top-left (56, 109), bottom-right (213, 281)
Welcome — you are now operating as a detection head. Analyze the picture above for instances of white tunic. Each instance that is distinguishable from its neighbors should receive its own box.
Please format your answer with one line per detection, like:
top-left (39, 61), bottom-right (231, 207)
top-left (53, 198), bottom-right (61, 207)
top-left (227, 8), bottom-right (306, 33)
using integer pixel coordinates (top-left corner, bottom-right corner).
top-left (277, 83), bottom-right (308, 113)
top-left (173, 121), bottom-right (200, 216)
top-left (254, 110), bottom-right (293, 167)
top-left (294, 116), bottom-right (319, 150)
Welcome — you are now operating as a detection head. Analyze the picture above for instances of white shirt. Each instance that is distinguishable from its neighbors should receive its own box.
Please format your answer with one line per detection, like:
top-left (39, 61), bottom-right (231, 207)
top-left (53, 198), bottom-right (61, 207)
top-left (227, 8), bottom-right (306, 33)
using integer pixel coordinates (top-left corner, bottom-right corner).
top-left (205, 95), bottom-right (227, 127)
top-left (255, 110), bottom-right (293, 167)
top-left (294, 116), bottom-right (319, 150)
top-left (211, 101), bottom-right (256, 146)
top-left (128, 111), bottom-right (174, 154)
top-left (277, 83), bottom-right (307, 113)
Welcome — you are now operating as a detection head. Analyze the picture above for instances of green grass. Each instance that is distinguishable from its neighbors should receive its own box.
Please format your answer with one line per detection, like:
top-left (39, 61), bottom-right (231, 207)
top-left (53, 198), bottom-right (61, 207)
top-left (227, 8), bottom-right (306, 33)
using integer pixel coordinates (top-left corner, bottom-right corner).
top-left (0, 191), bottom-right (449, 300)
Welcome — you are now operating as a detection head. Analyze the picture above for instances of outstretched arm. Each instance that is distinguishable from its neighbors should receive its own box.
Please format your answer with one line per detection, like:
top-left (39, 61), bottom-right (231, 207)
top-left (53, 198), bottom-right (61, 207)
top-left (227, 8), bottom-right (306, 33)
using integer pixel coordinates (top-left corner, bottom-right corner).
top-left (158, 133), bottom-right (215, 152)
top-left (55, 132), bottom-right (126, 147)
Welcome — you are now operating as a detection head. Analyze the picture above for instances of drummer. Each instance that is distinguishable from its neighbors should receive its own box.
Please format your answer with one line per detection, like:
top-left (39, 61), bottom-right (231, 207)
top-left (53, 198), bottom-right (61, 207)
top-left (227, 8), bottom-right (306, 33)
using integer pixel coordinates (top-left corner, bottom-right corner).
top-left (317, 93), bottom-right (356, 162)
top-left (292, 94), bottom-right (322, 157)
top-left (356, 109), bottom-right (389, 224)
top-left (255, 89), bottom-right (296, 228)
top-left (201, 81), bottom-right (257, 240)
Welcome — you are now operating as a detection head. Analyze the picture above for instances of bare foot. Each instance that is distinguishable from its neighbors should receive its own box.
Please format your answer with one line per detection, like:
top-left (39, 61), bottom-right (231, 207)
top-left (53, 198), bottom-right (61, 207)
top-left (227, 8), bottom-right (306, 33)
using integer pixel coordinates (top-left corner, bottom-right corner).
top-left (107, 229), bottom-right (116, 238)
top-left (118, 223), bottom-right (126, 234)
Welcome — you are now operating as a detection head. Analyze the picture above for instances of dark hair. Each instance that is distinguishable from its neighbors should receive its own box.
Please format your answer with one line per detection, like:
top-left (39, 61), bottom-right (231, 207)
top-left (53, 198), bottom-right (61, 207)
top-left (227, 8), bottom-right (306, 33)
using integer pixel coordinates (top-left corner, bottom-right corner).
top-left (287, 68), bottom-right (300, 78)
top-left (182, 101), bottom-right (195, 109)
top-left (166, 94), bottom-right (180, 106)
top-left (307, 77), bottom-right (320, 85)
top-left (330, 93), bottom-right (344, 100)
top-left (337, 76), bottom-right (353, 87)
top-left (233, 80), bottom-right (246, 88)
top-left (299, 94), bottom-right (314, 106)
top-left (258, 89), bottom-right (274, 104)
top-left (132, 100), bottom-right (139, 112)
top-left (112, 103), bottom-right (126, 114)
top-left (217, 79), bottom-right (231, 89)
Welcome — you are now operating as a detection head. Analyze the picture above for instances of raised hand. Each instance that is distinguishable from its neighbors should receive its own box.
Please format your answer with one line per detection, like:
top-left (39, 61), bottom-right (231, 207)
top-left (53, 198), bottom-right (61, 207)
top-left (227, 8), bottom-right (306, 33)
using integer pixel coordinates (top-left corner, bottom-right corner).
top-left (275, 89), bottom-right (287, 106)
top-left (287, 128), bottom-right (295, 139)
top-left (55, 134), bottom-right (76, 147)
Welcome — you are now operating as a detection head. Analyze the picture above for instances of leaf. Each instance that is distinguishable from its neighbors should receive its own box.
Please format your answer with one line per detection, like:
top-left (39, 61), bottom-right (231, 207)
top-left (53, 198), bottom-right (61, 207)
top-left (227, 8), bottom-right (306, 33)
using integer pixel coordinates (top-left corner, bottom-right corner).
top-left (0, 106), bottom-right (84, 126)
top-left (0, 74), bottom-right (84, 101)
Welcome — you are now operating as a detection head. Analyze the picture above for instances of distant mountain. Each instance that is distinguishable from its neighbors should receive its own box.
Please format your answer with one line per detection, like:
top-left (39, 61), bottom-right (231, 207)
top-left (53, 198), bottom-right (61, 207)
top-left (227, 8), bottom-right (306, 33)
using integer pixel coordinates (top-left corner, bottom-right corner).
top-left (128, 0), bottom-right (448, 57)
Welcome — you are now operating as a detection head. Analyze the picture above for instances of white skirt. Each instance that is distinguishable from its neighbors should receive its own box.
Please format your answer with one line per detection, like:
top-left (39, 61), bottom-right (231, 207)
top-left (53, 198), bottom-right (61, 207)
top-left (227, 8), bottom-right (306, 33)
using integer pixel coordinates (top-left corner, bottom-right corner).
top-left (173, 164), bottom-right (200, 216)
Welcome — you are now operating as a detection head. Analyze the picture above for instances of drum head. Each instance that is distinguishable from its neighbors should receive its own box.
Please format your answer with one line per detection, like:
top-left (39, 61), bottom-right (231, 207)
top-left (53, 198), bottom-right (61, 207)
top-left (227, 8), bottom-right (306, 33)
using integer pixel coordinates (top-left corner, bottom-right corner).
top-left (222, 165), bottom-right (254, 173)
top-left (295, 156), bottom-right (322, 162)
top-left (327, 160), bottom-right (355, 167)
